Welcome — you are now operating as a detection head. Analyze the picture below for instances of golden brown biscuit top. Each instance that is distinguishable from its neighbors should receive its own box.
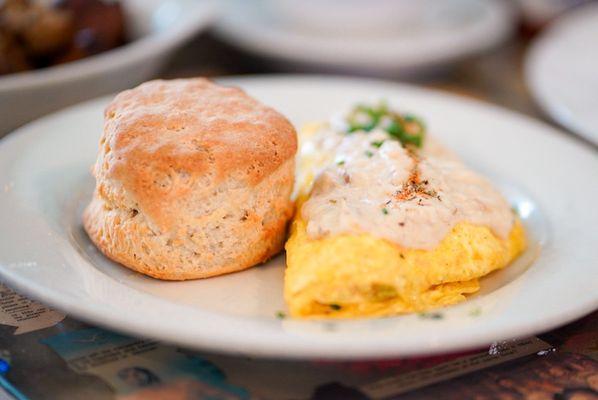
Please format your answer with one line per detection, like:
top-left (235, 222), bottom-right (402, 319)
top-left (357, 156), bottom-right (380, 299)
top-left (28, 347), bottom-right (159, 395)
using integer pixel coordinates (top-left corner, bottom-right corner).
top-left (94, 78), bottom-right (297, 230)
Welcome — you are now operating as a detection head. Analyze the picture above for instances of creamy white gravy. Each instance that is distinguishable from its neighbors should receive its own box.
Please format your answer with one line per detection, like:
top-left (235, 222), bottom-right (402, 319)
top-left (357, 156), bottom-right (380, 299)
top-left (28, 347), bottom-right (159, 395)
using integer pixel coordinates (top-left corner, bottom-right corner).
top-left (300, 125), bottom-right (514, 250)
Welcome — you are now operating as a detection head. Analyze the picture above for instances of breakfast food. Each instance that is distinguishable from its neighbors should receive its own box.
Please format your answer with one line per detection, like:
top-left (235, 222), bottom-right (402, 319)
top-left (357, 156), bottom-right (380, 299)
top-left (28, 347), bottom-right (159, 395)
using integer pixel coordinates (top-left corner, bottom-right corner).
top-left (83, 78), bottom-right (297, 280)
top-left (285, 102), bottom-right (526, 318)
top-left (0, 0), bottom-right (126, 75)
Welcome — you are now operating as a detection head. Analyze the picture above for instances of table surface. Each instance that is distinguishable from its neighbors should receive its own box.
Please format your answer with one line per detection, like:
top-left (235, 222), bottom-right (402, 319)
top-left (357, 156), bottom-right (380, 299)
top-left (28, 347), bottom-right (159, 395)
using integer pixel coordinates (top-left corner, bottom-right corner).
top-left (0, 32), bottom-right (597, 400)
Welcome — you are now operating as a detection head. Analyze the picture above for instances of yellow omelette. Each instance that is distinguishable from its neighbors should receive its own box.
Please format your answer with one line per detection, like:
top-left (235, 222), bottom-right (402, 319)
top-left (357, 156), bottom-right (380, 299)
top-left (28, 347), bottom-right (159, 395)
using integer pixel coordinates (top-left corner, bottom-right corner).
top-left (284, 105), bottom-right (526, 319)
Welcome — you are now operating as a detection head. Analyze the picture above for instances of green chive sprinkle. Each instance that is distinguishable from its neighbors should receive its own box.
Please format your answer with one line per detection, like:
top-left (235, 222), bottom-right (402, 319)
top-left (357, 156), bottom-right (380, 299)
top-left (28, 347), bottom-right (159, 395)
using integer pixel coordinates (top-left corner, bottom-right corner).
top-left (469, 307), bottom-right (482, 317)
top-left (418, 312), bottom-right (443, 320)
top-left (344, 101), bottom-right (425, 149)
top-left (275, 311), bottom-right (286, 319)
top-left (382, 208), bottom-right (389, 215)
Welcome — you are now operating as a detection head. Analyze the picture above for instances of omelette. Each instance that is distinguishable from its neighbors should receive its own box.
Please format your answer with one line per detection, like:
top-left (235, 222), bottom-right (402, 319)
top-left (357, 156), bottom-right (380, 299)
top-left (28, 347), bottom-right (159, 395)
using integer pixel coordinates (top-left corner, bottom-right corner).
top-left (284, 102), bottom-right (526, 318)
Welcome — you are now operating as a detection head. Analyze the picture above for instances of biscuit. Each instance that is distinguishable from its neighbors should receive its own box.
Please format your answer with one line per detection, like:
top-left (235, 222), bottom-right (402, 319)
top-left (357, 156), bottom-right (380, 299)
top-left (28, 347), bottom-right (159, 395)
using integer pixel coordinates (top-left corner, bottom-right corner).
top-left (83, 78), bottom-right (297, 280)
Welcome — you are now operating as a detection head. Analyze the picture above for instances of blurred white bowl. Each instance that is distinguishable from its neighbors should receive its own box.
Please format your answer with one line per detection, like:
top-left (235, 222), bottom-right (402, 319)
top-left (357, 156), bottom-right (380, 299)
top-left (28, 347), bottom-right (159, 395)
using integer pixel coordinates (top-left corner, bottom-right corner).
top-left (0, 0), bottom-right (216, 136)
top-left (263, 0), bottom-right (436, 36)
top-left (215, 0), bottom-right (515, 76)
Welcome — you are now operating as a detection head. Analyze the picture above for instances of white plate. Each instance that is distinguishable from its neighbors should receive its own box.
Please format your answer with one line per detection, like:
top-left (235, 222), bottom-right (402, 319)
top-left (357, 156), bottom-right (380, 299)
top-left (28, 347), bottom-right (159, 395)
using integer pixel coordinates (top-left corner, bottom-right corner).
top-left (0, 0), bottom-right (216, 136)
top-left (213, 0), bottom-right (515, 75)
top-left (0, 76), bottom-right (597, 360)
top-left (526, 3), bottom-right (598, 145)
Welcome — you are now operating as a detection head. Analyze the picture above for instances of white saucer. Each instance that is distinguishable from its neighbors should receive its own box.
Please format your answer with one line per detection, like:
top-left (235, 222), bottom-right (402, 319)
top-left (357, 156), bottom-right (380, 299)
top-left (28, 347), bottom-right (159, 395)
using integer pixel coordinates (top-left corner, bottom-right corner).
top-left (213, 0), bottom-right (515, 75)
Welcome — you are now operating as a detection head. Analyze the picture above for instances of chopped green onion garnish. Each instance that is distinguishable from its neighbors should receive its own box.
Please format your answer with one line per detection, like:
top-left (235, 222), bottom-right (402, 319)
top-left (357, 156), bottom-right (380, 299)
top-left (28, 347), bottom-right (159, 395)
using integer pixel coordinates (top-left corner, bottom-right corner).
top-left (275, 311), bottom-right (286, 319)
top-left (418, 312), bottom-right (443, 320)
top-left (386, 120), bottom-right (403, 137)
top-left (469, 307), bottom-right (482, 317)
top-left (344, 101), bottom-right (425, 149)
